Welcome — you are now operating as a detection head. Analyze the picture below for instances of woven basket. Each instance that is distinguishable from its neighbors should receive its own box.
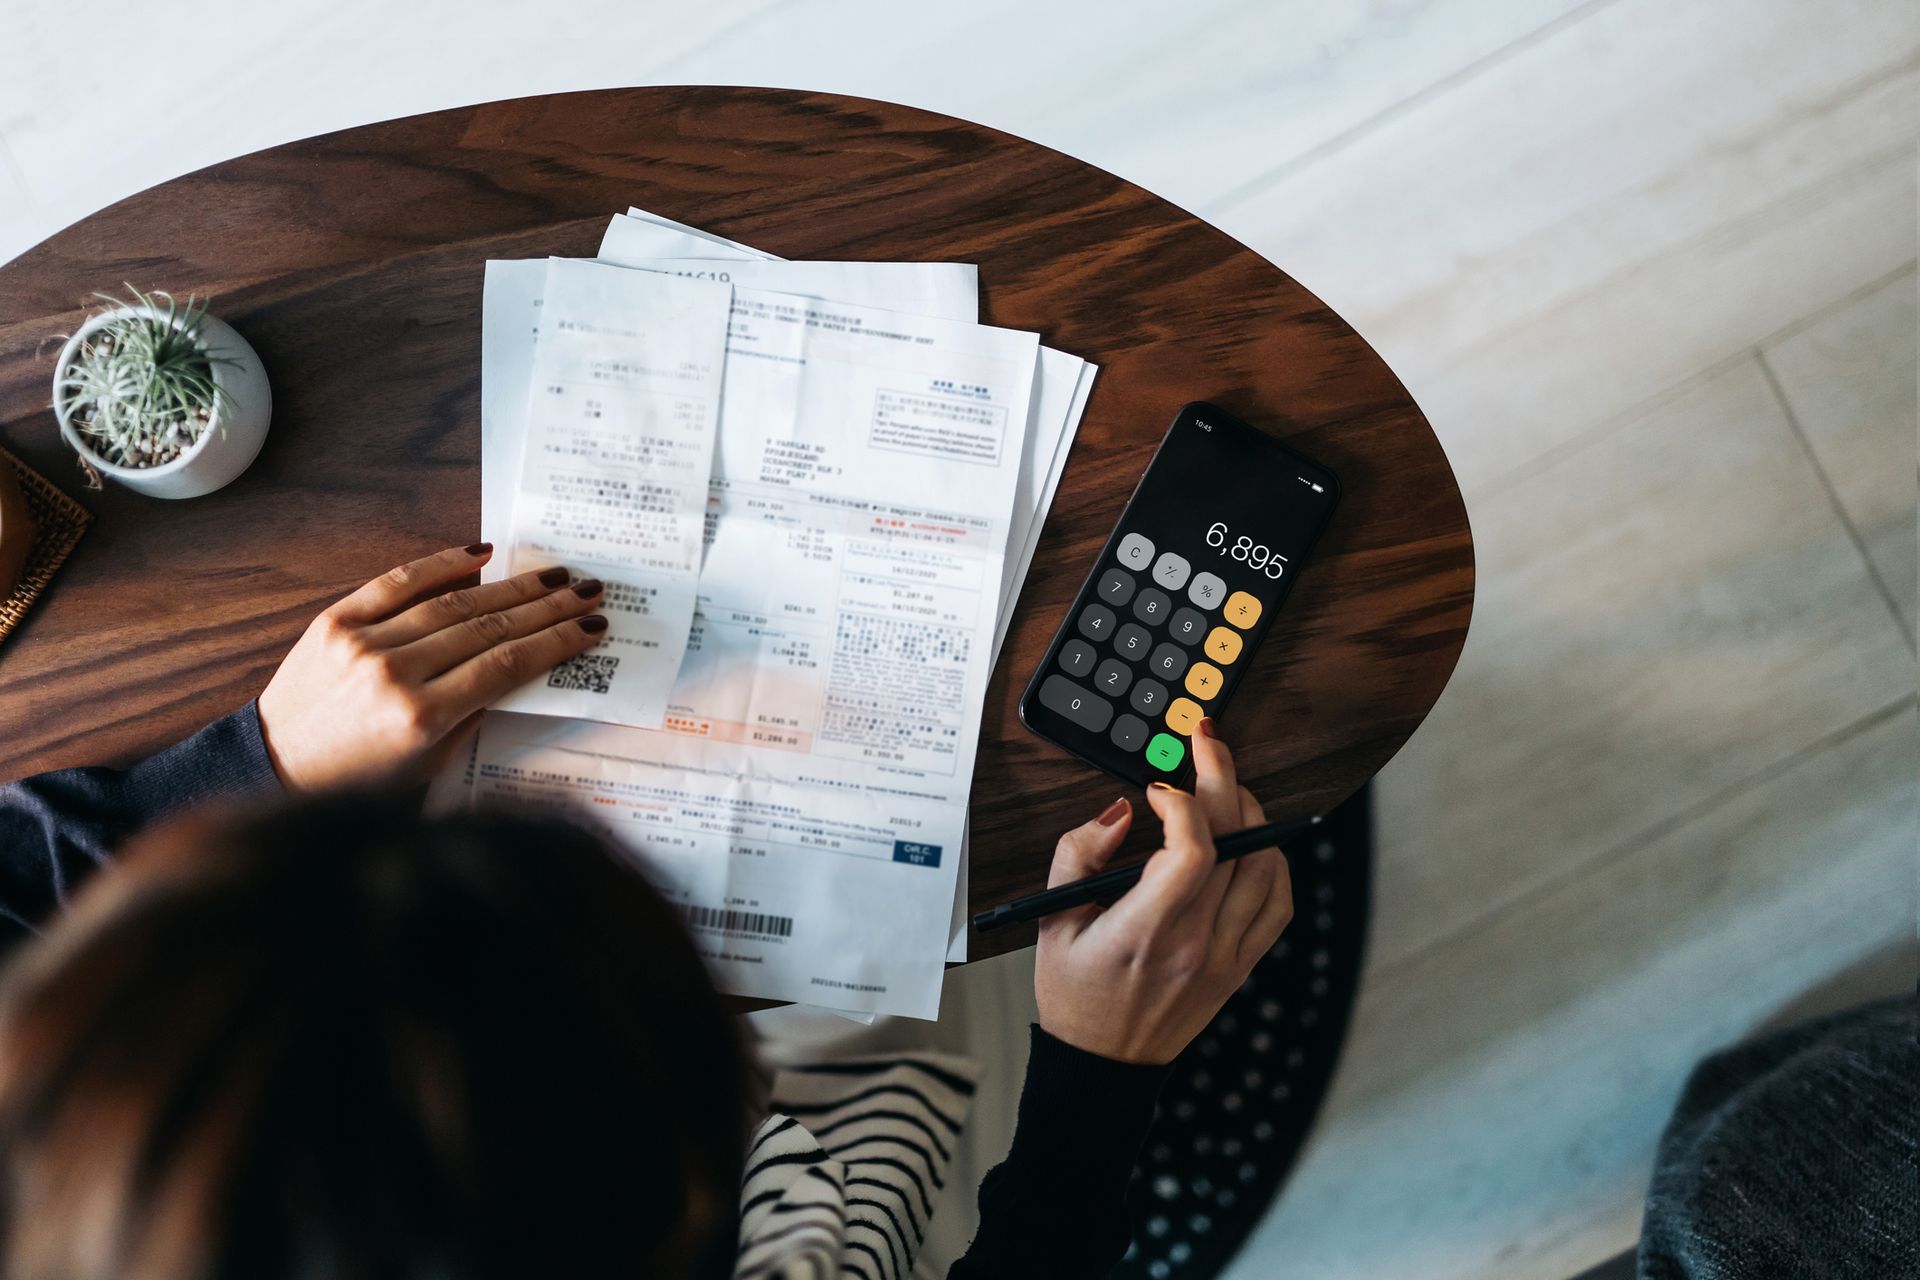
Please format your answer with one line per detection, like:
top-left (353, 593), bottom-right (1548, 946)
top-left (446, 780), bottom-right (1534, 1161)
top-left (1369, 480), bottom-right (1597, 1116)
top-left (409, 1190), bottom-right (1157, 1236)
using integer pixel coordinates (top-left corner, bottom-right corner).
top-left (0, 447), bottom-right (90, 651)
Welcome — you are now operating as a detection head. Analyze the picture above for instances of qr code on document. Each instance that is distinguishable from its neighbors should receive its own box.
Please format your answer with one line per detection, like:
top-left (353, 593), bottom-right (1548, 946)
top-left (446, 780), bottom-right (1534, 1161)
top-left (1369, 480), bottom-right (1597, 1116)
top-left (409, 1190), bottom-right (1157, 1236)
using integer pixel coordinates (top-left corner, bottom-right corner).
top-left (547, 652), bottom-right (619, 694)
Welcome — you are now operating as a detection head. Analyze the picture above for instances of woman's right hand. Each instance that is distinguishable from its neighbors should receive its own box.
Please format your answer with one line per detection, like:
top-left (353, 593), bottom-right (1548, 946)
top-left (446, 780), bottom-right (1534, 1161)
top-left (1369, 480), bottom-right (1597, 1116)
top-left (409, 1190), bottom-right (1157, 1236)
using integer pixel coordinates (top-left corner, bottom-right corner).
top-left (256, 543), bottom-right (607, 792)
top-left (1033, 721), bottom-right (1294, 1065)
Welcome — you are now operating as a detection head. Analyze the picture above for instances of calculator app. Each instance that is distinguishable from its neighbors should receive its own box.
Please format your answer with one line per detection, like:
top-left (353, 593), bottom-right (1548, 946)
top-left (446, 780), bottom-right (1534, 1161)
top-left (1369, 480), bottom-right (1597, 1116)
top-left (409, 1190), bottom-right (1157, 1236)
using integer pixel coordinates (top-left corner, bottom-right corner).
top-left (1020, 403), bottom-right (1338, 788)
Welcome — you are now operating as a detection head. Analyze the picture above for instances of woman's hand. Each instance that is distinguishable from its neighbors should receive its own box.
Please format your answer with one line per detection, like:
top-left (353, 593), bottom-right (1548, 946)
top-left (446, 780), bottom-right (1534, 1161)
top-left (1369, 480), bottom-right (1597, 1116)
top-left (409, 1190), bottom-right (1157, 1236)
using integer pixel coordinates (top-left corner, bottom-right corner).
top-left (257, 543), bottom-right (607, 791)
top-left (1034, 721), bottom-right (1293, 1065)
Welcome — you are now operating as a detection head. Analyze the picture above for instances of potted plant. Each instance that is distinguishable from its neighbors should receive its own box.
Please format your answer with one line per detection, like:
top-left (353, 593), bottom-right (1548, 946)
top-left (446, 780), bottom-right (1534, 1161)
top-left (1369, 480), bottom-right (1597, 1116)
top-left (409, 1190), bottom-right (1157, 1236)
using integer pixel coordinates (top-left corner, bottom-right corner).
top-left (52, 287), bottom-right (271, 499)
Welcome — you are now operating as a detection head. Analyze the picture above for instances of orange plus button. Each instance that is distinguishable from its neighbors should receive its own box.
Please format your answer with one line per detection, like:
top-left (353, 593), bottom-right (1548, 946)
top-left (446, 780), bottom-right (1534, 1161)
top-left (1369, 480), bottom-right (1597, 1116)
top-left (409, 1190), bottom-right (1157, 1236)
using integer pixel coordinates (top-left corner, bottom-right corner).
top-left (1165, 696), bottom-right (1204, 735)
top-left (1184, 661), bottom-right (1223, 701)
top-left (1224, 591), bottom-right (1263, 629)
top-left (1205, 626), bottom-right (1243, 664)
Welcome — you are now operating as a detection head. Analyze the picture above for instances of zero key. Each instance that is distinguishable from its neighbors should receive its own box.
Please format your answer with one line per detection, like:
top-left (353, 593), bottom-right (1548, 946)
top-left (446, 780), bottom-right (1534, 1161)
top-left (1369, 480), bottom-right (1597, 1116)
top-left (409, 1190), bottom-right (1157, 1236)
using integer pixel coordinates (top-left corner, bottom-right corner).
top-left (1037, 674), bottom-right (1114, 733)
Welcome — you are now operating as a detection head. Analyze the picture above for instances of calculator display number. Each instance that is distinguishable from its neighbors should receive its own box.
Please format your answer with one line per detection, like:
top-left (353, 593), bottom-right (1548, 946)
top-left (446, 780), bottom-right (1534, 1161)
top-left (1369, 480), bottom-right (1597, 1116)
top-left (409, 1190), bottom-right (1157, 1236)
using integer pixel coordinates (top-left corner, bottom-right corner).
top-left (1206, 522), bottom-right (1287, 579)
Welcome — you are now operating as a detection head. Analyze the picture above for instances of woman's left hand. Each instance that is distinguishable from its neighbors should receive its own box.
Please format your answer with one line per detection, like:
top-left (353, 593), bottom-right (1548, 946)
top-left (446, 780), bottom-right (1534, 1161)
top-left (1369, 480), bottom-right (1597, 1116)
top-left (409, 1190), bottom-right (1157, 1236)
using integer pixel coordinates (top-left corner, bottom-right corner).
top-left (256, 543), bottom-right (606, 791)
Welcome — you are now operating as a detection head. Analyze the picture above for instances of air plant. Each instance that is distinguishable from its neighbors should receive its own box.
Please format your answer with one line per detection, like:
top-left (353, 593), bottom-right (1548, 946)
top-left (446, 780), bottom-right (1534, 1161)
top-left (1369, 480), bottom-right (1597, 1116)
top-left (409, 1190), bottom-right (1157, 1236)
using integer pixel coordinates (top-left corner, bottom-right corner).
top-left (56, 286), bottom-right (236, 477)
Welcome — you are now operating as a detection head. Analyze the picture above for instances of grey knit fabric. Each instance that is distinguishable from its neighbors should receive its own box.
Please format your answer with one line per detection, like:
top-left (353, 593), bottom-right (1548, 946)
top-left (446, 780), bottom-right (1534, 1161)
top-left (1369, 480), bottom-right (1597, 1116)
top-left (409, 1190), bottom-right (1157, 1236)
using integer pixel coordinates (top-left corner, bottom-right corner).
top-left (1639, 994), bottom-right (1917, 1280)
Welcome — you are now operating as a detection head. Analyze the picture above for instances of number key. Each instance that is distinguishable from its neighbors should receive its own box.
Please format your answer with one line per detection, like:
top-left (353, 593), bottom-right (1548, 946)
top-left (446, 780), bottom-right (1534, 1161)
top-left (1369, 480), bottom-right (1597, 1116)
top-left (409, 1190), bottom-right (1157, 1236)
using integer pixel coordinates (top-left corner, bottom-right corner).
top-left (1148, 642), bottom-right (1189, 682)
top-left (1132, 587), bottom-right (1172, 625)
top-left (1097, 568), bottom-right (1136, 606)
top-left (1128, 678), bottom-right (1169, 716)
top-left (1037, 674), bottom-right (1113, 732)
top-left (1094, 659), bottom-right (1133, 698)
top-left (1076, 602), bottom-right (1116, 641)
top-left (1056, 638), bottom-right (1097, 678)
top-left (1168, 606), bottom-right (1207, 645)
top-left (1114, 622), bottom-right (1153, 662)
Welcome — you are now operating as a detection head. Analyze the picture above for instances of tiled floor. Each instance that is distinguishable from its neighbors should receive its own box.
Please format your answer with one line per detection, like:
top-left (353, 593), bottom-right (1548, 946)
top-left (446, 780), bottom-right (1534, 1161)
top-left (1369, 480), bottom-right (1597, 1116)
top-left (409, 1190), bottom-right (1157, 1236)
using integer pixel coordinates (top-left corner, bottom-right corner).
top-left (2, 4), bottom-right (1913, 1277)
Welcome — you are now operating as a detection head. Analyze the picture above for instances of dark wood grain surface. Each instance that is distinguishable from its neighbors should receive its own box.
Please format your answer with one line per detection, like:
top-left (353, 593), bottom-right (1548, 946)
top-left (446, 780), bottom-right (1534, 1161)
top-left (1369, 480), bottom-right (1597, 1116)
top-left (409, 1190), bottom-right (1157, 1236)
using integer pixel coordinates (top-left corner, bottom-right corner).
top-left (0, 87), bottom-right (1473, 962)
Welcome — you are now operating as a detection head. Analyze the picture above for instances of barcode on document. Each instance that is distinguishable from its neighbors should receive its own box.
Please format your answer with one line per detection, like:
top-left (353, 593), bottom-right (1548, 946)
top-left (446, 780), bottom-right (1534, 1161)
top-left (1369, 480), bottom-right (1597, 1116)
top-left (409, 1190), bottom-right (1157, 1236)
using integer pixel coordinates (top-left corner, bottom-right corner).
top-left (547, 652), bottom-right (619, 694)
top-left (681, 904), bottom-right (794, 939)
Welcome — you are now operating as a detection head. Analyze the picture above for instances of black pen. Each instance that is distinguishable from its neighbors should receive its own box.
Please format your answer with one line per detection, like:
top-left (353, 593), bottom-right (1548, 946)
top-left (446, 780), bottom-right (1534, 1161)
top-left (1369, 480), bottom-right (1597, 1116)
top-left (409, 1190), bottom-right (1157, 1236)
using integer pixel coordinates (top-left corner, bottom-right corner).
top-left (972, 813), bottom-right (1323, 932)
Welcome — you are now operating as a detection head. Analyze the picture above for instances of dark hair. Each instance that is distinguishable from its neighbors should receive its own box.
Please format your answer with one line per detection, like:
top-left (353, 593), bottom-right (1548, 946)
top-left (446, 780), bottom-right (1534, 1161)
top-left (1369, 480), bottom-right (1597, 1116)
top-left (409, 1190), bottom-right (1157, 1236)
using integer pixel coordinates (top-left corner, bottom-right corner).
top-left (0, 793), bottom-right (752, 1279)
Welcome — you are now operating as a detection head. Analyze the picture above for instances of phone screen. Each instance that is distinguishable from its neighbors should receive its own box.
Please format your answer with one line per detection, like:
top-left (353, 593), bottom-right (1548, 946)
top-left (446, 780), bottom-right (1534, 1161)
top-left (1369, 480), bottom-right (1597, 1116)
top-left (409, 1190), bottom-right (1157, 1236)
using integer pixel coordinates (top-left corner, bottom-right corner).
top-left (1018, 403), bottom-right (1338, 787)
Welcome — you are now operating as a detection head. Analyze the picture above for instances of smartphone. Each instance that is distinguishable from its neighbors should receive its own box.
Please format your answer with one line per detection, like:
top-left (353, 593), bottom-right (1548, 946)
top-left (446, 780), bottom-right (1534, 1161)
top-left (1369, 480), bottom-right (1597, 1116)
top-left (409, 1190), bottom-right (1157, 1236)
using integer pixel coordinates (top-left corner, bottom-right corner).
top-left (1018, 402), bottom-right (1339, 788)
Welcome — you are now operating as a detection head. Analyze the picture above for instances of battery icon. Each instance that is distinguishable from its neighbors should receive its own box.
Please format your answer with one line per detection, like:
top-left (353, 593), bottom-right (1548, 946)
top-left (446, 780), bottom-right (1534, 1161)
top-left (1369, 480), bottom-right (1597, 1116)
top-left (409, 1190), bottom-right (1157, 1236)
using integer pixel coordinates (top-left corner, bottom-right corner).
top-left (1310, 482), bottom-right (1325, 493)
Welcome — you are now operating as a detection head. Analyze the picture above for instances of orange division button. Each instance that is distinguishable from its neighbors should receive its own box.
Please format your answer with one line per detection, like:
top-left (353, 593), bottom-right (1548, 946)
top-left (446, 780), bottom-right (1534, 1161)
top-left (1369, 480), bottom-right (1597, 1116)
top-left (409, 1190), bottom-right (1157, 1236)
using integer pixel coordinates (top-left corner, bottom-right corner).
top-left (1224, 591), bottom-right (1263, 629)
top-left (1165, 696), bottom-right (1204, 735)
top-left (1183, 662), bottom-right (1223, 701)
top-left (1205, 626), bottom-right (1243, 664)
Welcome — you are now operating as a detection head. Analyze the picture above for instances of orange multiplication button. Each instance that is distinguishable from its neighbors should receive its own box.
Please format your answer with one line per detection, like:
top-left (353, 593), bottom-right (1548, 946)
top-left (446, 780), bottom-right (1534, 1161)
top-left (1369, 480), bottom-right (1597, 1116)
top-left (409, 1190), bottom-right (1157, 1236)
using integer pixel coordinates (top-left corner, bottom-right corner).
top-left (1165, 696), bottom-right (1205, 735)
top-left (1183, 662), bottom-right (1223, 701)
top-left (1204, 626), bottom-right (1243, 664)
top-left (1224, 591), bottom-right (1262, 629)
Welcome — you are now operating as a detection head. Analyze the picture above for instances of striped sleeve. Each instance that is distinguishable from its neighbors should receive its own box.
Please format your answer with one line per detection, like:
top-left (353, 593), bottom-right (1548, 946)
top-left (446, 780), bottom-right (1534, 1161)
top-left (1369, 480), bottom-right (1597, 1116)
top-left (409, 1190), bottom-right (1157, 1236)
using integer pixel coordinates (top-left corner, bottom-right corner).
top-left (737, 1052), bottom-right (979, 1280)
top-left (736, 1114), bottom-right (849, 1280)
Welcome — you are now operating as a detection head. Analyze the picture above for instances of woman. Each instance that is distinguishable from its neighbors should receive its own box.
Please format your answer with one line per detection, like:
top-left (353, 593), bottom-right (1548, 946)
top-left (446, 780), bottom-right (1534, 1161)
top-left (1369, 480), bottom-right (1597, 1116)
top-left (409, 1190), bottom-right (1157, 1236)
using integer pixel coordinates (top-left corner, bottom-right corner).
top-left (0, 545), bottom-right (1294, 1279)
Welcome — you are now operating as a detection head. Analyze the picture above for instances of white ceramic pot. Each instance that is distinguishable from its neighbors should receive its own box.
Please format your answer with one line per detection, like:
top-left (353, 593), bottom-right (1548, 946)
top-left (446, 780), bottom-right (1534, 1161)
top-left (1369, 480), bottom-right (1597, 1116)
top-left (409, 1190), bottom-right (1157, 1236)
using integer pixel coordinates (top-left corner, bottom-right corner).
top-left (53, 304), bottom-right (272, 500)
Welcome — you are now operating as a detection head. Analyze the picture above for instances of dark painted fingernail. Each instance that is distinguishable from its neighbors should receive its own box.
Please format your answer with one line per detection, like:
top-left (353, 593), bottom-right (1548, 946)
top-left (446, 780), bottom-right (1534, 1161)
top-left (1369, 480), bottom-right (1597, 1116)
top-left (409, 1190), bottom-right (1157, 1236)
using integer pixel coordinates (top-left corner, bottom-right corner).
top-left (1097, 797), bottom-right (1129, 826)
top-left (571, 578), bottom-right (604, 598)
top-left (578, 616), bottom-right (608, 634)
top-left (1196, 716), bottom-right (1215, 739)
top-left (537, 567), bottom-right (570, 588)
top-left (466, 542), bottom-right (492, 556)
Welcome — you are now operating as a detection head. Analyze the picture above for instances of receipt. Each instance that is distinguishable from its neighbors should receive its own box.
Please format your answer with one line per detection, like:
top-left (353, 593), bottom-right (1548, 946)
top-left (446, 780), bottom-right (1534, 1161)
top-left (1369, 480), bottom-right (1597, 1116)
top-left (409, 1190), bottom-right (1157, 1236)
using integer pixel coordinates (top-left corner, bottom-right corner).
top-left (436, 215), bottom-right (1096, 1010)
top-left (492, 259), bottom-right (732, 727)
top-left (474, 286), bottom-right (1039, 1017)
top-left (464, 251), bottom-right (995, 965)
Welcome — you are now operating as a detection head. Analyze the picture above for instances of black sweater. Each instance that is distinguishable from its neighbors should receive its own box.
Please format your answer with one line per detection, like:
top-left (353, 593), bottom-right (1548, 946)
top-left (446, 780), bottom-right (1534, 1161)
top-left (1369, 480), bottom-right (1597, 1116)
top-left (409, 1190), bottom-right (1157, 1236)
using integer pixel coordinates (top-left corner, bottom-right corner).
top-left (0, 706), bottom-right (1166, 1279)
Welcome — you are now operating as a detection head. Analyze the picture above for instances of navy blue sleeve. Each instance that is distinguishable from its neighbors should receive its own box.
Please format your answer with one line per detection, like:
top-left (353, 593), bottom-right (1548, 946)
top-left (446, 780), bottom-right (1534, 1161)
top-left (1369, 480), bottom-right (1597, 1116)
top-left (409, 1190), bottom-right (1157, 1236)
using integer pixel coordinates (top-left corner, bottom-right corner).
top-left (0, 701), bottom-right (283, 951)
top-left (949, 1024), bottom-right (1172, 1279)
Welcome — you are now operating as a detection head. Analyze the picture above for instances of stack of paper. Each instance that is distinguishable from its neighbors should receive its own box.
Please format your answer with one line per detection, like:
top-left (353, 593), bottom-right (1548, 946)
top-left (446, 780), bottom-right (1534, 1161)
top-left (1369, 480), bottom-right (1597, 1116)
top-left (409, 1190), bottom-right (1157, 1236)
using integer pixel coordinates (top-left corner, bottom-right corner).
top-left (430, 208), bottom-right (1095, 1019)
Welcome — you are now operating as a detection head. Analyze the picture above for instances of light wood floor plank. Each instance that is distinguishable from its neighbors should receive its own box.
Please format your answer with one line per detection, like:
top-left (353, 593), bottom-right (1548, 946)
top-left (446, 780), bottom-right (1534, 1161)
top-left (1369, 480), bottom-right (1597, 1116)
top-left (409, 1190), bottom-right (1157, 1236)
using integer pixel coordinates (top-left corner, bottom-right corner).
top-left (1227, 701), bottom-right (1917, 1280)
top-left (1762, 268), bottom-right (1919, 639)
top-left (1368, 355), bottom-right (1913, 972)
top-left (1212, 0), bottom-right (1920, 494)
top-left (1419, 147), bottom-right (1915, 499)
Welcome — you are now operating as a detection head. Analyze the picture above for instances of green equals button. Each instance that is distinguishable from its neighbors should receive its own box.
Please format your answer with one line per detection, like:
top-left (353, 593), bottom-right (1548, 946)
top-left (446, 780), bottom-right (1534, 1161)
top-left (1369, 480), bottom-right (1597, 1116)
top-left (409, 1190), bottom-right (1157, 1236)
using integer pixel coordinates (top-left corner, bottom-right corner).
top-left (1145, 733), bottom-right (1186, 772)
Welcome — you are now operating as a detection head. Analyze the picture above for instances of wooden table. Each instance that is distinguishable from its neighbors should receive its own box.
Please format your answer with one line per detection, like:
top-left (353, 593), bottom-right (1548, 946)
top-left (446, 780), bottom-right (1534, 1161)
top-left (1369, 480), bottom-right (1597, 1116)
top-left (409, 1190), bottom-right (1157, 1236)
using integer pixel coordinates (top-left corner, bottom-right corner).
top-left (0, 87), bottom-right (1473, 960)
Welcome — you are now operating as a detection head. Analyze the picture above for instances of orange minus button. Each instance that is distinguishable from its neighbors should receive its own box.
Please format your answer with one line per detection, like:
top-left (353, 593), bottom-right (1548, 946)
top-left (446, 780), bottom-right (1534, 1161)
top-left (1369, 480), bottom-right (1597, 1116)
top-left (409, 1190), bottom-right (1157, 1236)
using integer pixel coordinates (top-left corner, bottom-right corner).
top-left (1224, 591), bottom-right (1262, 629)
top-left (1165, 696), bottom-right (1204, 735)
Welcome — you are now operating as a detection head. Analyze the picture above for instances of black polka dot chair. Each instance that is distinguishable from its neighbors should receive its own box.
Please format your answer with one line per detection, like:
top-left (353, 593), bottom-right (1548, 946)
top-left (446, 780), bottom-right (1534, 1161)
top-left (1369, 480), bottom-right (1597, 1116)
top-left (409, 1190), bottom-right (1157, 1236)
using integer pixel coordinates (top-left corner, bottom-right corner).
top-left (1115, 785), bottom-right (1373, 1280)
